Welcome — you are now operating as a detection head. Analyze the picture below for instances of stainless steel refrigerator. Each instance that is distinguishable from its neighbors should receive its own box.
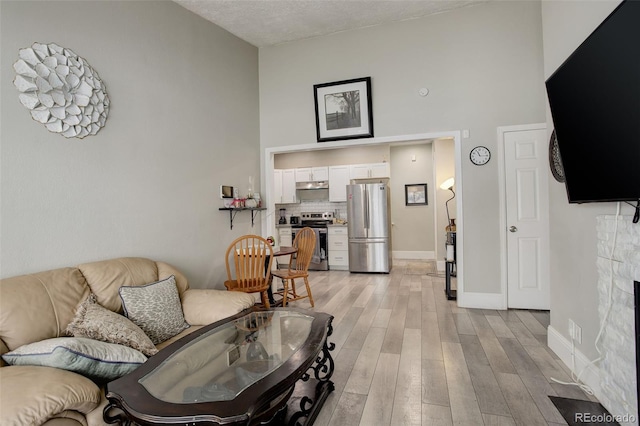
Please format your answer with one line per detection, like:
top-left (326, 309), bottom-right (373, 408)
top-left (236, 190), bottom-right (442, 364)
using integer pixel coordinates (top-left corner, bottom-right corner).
top-left (347, 183), bottom-right (392, 273)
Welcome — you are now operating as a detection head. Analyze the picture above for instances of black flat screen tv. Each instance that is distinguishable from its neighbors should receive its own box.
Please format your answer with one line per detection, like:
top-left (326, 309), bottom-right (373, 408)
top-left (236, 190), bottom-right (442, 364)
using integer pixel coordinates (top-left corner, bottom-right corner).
top-left (545, 0), bottom-right (640, 203)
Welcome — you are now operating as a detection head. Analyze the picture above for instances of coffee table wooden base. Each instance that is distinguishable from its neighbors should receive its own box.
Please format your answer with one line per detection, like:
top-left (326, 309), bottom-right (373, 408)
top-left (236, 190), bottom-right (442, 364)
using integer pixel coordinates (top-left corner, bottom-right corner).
top-left (104, 346), bottom-right (334, 426)
top-left (285, 322), bottom-right (335, 426)
top-left (285, 379), bottom-right (335, 426)
top-left (103, 310), bottom-right (335, 426)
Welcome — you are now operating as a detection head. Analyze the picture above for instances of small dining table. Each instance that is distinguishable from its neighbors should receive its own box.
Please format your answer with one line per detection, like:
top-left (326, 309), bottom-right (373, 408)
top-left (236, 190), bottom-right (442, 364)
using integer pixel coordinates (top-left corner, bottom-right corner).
top-left (267, 246), bottom-right (297, 306)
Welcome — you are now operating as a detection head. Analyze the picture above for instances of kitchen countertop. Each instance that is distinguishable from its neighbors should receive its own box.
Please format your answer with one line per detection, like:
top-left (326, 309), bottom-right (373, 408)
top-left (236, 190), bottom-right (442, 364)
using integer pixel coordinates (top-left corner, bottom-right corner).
top-left (327, 223), bottom-right (348, 227)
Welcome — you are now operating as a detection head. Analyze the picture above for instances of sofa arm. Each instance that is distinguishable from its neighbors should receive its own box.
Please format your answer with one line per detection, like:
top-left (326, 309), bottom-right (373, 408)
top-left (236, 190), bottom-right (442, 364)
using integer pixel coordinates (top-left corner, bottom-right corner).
top-left (0, 365), bottom-right (101, 426)
top-left (181, 289), bottom-right (255, 326)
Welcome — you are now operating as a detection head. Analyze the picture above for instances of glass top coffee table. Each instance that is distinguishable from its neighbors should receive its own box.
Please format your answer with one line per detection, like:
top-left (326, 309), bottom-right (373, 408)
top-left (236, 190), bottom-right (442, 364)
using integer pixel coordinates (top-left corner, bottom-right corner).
top-left (104, 308), bottom-right (334, 425)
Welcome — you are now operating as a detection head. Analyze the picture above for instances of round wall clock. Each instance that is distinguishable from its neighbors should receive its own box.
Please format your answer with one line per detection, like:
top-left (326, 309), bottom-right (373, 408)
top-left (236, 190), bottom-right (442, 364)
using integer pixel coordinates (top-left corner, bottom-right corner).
top-left (470, 146), bottom-right (491, 165)
top-left (549, 129), bottom-right (565, 182)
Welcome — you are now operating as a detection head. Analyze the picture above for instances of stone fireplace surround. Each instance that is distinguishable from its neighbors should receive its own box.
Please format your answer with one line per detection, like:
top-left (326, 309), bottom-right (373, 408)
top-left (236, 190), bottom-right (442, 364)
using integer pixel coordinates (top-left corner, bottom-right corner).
top-left (547, 214), bottom-right (639, 425)
top-left (595, 215), bottom-right (640, 423)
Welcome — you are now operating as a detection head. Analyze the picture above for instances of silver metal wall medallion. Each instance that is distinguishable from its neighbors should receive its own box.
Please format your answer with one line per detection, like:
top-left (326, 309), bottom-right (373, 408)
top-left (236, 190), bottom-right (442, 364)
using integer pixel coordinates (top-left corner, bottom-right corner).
top-left (13, 42), bottom-right (110, 139)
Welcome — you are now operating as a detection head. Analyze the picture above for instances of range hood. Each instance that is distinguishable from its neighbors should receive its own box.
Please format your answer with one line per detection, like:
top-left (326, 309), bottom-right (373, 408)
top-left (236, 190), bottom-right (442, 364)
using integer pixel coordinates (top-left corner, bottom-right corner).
top-left (296, 181), bottom-right (329, 201)
top-left (296, 181), bottom-right (329, 190)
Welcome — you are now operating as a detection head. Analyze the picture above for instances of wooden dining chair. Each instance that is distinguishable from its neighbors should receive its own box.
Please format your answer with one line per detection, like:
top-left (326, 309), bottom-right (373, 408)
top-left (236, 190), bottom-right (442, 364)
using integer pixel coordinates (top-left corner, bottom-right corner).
top-left (272, 227), bottom-right (316, 307)
top-left (224, 235), bottom-right (274, 309)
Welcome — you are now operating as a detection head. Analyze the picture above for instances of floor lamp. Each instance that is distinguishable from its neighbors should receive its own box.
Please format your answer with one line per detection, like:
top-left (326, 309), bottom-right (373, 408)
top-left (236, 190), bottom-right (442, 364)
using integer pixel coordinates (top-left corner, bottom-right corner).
top-left (440, 177), bottom-right (457, 296)
top-left (439, 177), bottom-right (456, 232)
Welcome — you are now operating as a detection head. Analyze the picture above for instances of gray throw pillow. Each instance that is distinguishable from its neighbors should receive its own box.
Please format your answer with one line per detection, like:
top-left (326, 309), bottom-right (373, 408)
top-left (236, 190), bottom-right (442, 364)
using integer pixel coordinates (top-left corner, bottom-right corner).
top-left (1, 337), bottom-right (146, 382)
top-left (66, 294), bottom-right (158, 357)
top-left (119, 275), bottom-right (189, 345)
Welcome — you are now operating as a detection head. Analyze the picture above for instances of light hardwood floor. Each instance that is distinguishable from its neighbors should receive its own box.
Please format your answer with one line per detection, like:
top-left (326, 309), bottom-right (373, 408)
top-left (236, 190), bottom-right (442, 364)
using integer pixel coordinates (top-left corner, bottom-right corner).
top-left (282, 260), bottom-right (597, 426)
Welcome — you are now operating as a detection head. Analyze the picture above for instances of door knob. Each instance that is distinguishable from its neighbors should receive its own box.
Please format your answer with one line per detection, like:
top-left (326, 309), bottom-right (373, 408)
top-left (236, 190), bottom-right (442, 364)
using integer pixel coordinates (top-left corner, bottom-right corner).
top-left (509, 226), bottom-right (518, 233)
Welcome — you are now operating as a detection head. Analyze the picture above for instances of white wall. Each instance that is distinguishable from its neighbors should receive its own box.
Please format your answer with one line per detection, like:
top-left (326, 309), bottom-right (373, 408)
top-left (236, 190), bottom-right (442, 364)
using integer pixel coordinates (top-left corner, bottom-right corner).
top-left (541, 0), bottom-right (632, 362)
top-left (259, 1), bottom-right (546, 294)
top-left (0, 1), bottom-right (260, 288)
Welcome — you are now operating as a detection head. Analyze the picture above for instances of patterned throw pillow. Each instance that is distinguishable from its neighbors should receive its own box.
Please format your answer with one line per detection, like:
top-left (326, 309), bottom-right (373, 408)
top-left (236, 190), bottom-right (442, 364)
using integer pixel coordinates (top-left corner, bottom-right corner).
top-left (66, 294), bottom-right (158, 357)
top-left (1, 337), bottom-right (146, 382)
top-left (119, 276), bottom-right (189, 345)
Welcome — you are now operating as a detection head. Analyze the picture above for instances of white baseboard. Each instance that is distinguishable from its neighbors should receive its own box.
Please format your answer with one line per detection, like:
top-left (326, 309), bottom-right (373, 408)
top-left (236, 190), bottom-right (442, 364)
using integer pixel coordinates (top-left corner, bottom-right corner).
top-left (457, 292), bottom-right (506, 309)
top-left (547, 325), bottom-right (602, 397)
top-left (393, 251), bottom-right (435, 260)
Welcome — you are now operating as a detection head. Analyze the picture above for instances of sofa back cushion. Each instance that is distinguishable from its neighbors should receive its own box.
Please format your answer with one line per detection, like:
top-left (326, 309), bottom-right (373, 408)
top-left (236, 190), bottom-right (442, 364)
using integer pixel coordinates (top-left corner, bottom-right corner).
top-left (77, 257), bottom-right (188, 313)
top-left (0, 268), bottom-right (90, 352)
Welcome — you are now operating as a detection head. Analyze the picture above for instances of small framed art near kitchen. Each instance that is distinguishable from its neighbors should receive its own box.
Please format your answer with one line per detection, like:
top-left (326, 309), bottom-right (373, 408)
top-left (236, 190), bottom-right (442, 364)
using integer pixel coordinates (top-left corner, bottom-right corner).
top-left (405, 183), bottom-right (428, 206)
top-left (313, 77), bottom-right (373, 142)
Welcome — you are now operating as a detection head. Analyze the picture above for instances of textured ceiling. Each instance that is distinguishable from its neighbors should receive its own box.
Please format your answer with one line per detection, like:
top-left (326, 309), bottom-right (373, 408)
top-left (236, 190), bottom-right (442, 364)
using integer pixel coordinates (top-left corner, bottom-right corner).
top-left (174, 0), bottom-right (486, 47)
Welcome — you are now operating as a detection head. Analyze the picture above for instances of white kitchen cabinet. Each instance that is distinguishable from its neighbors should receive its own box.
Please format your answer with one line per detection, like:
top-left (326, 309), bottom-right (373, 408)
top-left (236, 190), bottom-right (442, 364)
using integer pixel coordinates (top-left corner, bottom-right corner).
top-left (294, 168), bottom-right (311, 182)
top-left (277, 226), bottom-right (293, 268)
top-left (349, 164), bottom-right (370, 180)
top-left (369, 162), bottom-right (390, 178)
top-left (328, 226), bottom-right (349, 270)
top-left (311, 166), bottom-right (329, 181)
top-left (273, 169), bottom-right (298, 204)
top-left (295, 166), bottom-right (329, 182)
top-left (273, 169), bottom-right (283, 204)
top-left (349, 162), bottom-right (390, 179)
top-left (278, 226), bottom-right (292, 246)
top-left (281, 169), bottom-right (297, 203)
top-left (328, 165), bottom-right (350, 202)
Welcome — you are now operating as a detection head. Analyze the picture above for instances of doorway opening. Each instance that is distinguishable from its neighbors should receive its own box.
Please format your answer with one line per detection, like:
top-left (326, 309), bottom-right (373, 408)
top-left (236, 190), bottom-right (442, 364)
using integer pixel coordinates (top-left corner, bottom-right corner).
top-left (262, 131), bottom-right (464, 295)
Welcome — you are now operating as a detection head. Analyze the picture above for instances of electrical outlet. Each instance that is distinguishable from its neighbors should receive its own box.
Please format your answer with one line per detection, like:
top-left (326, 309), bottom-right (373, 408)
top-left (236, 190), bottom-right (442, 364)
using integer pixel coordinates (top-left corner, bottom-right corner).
top-left (574, 322), bottom-right (582, 344)
top-left (568, 319), bottom-right (575, 339)
top-left (568, 319), bottom-right (582, 344)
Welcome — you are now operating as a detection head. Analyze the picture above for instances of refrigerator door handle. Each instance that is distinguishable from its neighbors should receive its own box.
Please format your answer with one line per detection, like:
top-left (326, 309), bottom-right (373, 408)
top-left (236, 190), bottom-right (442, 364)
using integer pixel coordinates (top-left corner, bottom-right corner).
top-left (364, 187), bottom-right (369, 231)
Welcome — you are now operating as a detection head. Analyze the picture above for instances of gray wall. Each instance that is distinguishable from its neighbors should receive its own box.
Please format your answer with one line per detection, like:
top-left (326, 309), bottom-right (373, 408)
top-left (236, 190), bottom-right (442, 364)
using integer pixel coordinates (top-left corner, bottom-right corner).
top-left (0, 1), bottom-right (260, 288)
top-left (274, 145), bottom-right (390, 169)
top-left (541, 0), bottom-right (630, 360)
top-left (259, 1), bottom-right (546, 293)
top-left (390, 143), bottom-right (435, 253)
top-left (434, 138), bottom-right (456, 261)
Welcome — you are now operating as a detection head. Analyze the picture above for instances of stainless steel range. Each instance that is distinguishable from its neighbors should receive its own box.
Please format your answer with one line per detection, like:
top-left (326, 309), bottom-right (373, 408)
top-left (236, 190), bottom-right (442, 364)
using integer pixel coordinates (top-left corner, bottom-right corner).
top-left (290, 211), bottom-right (333, 271)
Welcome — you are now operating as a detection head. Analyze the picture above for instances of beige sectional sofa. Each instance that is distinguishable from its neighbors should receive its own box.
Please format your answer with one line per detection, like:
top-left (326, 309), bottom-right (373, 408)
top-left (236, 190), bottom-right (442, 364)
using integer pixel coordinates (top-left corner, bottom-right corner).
top-left (0, 257), bottom-right (256, 426)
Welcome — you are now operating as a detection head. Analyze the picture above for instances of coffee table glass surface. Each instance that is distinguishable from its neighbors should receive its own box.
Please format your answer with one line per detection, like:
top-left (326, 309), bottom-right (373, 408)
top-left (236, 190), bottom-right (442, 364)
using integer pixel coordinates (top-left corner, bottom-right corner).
top-left (138, 310), bottom-right (313, 404)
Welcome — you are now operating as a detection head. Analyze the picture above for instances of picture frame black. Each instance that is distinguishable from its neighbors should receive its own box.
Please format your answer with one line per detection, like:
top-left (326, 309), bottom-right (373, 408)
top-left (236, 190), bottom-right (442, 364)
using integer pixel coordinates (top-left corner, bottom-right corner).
top-left (405, 183), bottom-right (428, 206)
top-left (314, 77), bottom-right (373, 142)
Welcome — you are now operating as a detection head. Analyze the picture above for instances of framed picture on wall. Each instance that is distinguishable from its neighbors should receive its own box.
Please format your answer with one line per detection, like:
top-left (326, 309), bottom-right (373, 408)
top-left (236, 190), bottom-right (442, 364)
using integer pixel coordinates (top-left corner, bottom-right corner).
top-left (405, 183), bottom-right (428, 206)
top-left (313, 77), bottom-right (374, 142)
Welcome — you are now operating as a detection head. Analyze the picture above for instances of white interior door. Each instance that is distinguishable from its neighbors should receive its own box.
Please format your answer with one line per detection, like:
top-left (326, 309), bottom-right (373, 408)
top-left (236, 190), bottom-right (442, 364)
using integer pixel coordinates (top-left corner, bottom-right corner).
top-left (504, 127), bottom-right (550, 309)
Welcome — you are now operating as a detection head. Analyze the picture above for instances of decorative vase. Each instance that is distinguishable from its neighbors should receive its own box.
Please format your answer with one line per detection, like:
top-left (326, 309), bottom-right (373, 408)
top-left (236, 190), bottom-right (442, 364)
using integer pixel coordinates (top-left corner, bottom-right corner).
top-left (446, 219), bottom-right (456, 232)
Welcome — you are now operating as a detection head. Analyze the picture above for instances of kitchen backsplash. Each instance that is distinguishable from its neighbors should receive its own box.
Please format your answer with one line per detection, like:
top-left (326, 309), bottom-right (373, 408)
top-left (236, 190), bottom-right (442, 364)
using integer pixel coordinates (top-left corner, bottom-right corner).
top-left (275, 201), bottom-right (347, 224)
